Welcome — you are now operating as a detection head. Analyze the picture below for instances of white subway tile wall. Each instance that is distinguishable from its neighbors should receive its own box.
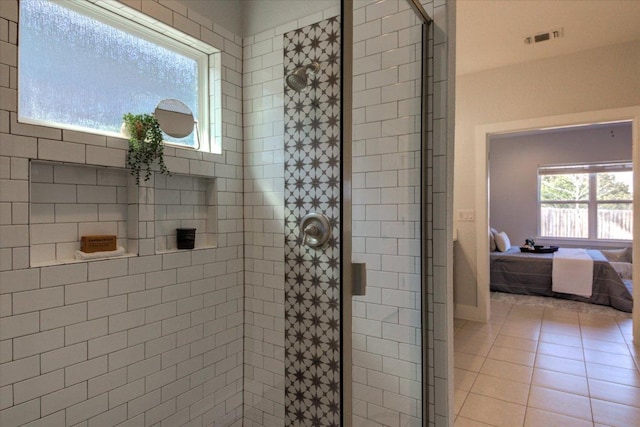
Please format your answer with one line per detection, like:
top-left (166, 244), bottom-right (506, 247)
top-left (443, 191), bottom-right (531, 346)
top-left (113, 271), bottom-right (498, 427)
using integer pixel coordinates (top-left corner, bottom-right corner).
top-left (242, 19), bottom-right (288, 427)
top-left (0, 1), bottom-right (243, 427)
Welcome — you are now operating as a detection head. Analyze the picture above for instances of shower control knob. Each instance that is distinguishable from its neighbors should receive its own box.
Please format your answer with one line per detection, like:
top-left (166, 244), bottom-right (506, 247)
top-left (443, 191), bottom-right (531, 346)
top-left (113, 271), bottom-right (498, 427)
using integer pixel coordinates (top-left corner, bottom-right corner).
top-left (300, 212), bottom-right (331, 248)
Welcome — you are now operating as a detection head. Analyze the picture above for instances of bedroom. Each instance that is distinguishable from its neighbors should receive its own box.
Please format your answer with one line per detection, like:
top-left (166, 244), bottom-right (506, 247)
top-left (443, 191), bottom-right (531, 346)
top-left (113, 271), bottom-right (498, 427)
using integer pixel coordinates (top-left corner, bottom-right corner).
top-left (488, 122), bottom-right (633, 313)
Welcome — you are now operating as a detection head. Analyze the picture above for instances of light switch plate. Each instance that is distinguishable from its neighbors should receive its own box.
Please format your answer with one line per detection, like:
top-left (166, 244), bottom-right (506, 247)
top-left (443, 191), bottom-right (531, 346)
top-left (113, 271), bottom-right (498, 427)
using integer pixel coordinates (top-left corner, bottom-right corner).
top-left (457, 209), bottom-right (475, 222)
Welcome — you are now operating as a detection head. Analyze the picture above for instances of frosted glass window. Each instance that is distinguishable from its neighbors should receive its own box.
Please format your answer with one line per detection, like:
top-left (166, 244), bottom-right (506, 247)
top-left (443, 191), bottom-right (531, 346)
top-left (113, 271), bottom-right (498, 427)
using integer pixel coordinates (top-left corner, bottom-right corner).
top-left (19, 0), bottom-right (205, 148)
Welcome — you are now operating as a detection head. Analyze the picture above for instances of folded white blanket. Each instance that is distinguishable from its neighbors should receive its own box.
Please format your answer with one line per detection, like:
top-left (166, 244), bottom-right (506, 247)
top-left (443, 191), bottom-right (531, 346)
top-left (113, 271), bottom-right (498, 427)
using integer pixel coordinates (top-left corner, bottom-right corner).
top-left (75, 246), bottom-right (126, 260)
top-left (552, 248), bottom-right (594, 297)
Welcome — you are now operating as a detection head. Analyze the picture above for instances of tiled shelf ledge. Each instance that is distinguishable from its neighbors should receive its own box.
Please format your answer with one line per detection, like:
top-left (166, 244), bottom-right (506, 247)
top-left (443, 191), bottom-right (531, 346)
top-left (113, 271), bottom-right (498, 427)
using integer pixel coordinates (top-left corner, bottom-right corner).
top-left (30, 252), bottom-right (137, 268)
top-left (156, 245), bottom-right (217, 255)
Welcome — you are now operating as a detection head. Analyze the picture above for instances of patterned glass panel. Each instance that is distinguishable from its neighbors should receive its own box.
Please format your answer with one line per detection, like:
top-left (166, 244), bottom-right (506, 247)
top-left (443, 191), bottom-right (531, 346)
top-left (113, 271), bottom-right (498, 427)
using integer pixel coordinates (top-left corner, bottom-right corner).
top-left (18, 0), bottom-right (199, 147)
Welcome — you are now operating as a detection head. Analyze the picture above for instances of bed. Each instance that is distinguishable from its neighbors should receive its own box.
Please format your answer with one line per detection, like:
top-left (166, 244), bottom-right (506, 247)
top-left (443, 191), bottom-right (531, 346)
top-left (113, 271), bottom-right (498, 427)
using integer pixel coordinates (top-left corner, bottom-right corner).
top-left (490, 247), bottom-right (633, 312)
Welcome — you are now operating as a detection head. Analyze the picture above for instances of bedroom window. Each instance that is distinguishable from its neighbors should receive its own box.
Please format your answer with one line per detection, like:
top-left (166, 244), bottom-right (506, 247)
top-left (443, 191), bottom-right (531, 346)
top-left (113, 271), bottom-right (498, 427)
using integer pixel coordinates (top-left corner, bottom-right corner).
top-left (538, 163), bottom-right (633, 240)
top-left (18, 0), bottom-right (214, 151)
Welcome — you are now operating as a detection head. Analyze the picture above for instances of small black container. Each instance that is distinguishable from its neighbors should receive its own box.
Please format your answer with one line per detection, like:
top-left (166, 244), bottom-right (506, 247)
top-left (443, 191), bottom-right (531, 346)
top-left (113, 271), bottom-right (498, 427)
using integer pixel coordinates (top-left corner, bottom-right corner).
top-left (176, 228), bottom-right (196, 249)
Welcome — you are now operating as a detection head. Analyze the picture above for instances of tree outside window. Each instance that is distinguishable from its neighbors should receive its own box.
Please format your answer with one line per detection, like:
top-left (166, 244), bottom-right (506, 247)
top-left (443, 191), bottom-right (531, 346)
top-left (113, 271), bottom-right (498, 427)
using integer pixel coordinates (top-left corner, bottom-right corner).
top-left (539, 164), bottom-right (632, 240)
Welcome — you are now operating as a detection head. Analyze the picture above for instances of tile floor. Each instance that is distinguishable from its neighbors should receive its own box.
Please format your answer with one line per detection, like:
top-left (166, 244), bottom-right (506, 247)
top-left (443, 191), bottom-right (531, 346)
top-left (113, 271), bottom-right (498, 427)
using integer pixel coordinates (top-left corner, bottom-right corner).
top-left (454, 293), bottom-right (640, 427)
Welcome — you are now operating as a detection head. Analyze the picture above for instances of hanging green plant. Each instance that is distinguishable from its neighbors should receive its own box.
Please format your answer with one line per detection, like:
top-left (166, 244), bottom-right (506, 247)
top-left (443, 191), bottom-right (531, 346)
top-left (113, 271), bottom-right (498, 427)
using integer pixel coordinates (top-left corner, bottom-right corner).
top-left (122, 113), bottom-right (170, 184)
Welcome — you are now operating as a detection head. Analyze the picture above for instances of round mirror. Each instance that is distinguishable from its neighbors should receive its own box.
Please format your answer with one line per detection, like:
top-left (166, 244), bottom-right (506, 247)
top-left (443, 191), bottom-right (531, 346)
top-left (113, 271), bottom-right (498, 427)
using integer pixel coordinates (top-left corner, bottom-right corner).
top-left (154, 99), bottom-right (195, 138)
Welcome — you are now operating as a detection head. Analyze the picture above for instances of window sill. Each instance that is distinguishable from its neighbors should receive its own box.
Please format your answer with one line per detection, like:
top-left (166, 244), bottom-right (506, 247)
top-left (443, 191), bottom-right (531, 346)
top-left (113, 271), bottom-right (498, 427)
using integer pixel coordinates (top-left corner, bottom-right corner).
top-left (535, 237), bottom-right (632, 248)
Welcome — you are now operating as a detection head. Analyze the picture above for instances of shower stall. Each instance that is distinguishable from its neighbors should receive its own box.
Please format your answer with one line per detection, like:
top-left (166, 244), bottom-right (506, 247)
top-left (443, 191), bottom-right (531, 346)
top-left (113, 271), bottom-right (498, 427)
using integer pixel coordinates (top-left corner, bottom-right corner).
top-left (258, 0), bottom-right (449, 425)
top-left (0, 0), bottom-right (450, 426)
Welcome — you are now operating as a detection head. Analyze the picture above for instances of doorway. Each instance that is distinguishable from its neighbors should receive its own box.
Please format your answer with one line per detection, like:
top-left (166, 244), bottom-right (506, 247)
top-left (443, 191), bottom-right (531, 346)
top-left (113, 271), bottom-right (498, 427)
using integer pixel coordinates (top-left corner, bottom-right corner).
top-left (474, 107), bottom-right (640, 341)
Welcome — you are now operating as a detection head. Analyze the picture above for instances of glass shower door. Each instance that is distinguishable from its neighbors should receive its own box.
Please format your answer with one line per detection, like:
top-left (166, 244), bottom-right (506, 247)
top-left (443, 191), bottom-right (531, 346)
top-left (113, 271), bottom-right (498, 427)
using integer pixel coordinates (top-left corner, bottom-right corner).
top-left (349, 0), bottom-right (429, 425)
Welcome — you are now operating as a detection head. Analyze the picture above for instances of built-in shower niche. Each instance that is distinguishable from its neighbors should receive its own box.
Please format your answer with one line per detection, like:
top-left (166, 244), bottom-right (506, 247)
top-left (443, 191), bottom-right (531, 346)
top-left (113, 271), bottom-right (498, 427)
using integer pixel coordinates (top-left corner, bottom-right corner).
top-left (154, 173), bottom-right (217, 252)
top-left (29, 161), bottom-right (134, 266)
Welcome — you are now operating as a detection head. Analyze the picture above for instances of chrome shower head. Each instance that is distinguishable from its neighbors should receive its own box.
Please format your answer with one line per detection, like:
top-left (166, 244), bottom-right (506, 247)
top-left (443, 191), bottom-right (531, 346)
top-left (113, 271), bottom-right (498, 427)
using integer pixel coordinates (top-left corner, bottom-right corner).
top-left (285, 62), bottom-right (320, 92)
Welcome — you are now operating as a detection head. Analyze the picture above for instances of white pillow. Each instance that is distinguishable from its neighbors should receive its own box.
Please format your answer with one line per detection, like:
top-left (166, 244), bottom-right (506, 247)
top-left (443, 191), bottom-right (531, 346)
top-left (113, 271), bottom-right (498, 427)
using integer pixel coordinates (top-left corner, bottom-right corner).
top-left (610, 262), bottom-right (632, 280)
top-left (489, 227), bottom-right (498, 251)
top-left (495, 231), bottom-right (511, 252)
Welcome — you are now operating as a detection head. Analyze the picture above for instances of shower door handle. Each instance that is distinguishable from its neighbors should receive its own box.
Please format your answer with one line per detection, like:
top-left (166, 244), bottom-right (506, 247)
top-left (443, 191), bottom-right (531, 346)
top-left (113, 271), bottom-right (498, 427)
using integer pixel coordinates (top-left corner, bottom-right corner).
top-left (300, 212), bottom-right (331, 248)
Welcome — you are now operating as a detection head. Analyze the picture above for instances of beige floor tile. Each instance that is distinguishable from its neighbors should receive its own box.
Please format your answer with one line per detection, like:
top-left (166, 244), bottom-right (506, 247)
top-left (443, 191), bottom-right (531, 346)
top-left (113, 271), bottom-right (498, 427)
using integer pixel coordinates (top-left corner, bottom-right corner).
top-left (490, 302), bottom-right (513, 318)
top-left (487, 345), bottom-right (536, 367)
top-left (535, 354), bottom-right (586, 376)
top-left (524, 407), bottom-right (592, 427)
top-left (581, 328), bottom-right (626, 344)
top-left (493, 334), bottom-right (537, 353)
top-left (479, 358), bottom-right (533, 384)
top-left (616, 318), bottom-right (633, 336)
top-left (454, 352), bottom-right (485, 372)
top-left (470, 373), bottom-right (530, 405)
top-left (540, 323), bottom-right (581, 337)
top-left (454, 368), bottom-right (478, 392)
top-left (543, 308), bottom-right (580, 322)
top-left (462, 319), bottom-right (505, 333)
top-left (586, 362), bottom-right (640, 387)
top-left (579, 312), bottom-right (625, 325)
top-left (455, 328), bottom-right (499, 344)
top-left (582, 337), bottom-right (631, 355)
top-left (454, 415), bottom-right (494, 427)
top-left (459, 393), bottom-right (526, 427)
top-left (509, 305), bottom-right (544, 317)
top-left (458, 294), bottom-right (639, 427)
top-left (538, 330), bottom-right (582, 348)
top-left (528, 386), bottom-right (592, 421)
top-left (591, 398), bottom-right (640, 427)
top-left (454, 318), bottom-right (468, 329)
top-left (584, 348), bottom-right (636, 370)
top-left (455, 338), bottom-right (493, 358)
top-left (588, 378), bottom-right (640, 408)
top-left (499, 324), bottom-right (541, 341)
top-left (581, 318), bottom-right (622, 327)
top-left (536, 341), bottom-right (584, 361)
top-left (454, 389), bottom-right (468, 415)
top-left (532, 368), bottom-right (589, 396)
top-left (628, 341), bottom-right (640, 357)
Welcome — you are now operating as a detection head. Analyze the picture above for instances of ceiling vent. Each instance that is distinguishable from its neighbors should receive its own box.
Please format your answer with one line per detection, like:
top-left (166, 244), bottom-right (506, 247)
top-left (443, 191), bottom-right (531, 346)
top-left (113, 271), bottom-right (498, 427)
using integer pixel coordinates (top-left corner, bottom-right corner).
top-left (524, 28), bottom-right (564, 45)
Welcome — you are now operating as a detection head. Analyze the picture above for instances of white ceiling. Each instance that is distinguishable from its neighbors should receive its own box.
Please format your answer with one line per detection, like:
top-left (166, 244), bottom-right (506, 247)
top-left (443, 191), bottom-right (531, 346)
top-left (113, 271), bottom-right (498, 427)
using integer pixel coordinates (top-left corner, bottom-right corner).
top-left (456, 0), bottom-right (640, 76)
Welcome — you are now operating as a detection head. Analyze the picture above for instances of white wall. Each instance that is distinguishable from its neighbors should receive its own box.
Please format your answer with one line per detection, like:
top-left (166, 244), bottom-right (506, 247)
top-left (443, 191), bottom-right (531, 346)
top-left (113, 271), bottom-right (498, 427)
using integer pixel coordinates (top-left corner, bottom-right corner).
top-left (177, 0), bottom-right (341, 37)
top-left (490, 123), bottom-right (632, 247)
top-left (178, 0), bottom-right (244, 36)
top-left (454, 39), bottom-right (640, 312)
top-left (0, 1), bottom-right (244, 425)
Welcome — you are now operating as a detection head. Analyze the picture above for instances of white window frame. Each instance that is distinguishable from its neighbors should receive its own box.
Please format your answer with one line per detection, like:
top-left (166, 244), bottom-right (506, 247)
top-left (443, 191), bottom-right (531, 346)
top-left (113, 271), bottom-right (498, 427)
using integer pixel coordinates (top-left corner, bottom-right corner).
top-left (18, 0), bottom-right (221, 153)
top-left (537, 162), bottom-right (633, 241)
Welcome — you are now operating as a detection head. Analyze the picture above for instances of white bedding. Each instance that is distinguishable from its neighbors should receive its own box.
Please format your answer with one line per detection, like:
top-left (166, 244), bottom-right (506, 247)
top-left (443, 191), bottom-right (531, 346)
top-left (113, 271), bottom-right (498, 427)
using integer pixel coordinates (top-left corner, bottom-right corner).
top-left (552, 248), bottom-right (594, 297)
